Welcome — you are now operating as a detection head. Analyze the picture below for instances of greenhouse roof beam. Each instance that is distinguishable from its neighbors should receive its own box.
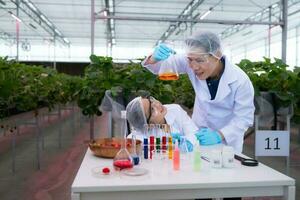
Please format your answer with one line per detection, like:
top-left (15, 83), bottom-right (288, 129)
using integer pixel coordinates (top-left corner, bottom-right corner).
top-left (96, 15), bottom-right (283, 26)
top-left (220, 0), bottom-right (299, 39)
top-left (10, 0), bottom-right (70, 46)
top-left (156, 0), bottom-right (205, 45)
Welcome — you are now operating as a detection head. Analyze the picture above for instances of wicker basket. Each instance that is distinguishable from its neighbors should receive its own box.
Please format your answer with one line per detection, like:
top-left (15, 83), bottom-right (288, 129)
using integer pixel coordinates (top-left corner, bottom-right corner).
top-left (89, 138), bottom-right (142, 158)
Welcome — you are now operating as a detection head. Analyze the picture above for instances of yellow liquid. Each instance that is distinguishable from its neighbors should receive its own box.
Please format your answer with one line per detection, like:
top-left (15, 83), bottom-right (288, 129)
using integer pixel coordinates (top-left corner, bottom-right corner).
top-left (159, 72), bottom-right (179, 81)
top-left (168, 136), bottom-right (173, 160)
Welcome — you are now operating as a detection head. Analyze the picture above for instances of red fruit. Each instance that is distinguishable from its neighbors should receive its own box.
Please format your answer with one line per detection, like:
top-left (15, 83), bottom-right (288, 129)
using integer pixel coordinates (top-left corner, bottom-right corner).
top-left (102, 167), bottom-right (110, 174)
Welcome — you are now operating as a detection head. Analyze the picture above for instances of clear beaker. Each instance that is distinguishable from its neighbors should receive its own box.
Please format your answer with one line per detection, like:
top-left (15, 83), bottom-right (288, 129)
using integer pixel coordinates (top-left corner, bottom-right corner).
top-left (158, 54), bottom-right (179, 81)
top-left (113, 111), bottom-right (133, 170)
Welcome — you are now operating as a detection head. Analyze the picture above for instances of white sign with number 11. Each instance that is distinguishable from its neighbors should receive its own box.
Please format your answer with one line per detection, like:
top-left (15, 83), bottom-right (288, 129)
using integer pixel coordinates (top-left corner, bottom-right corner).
top-left (255, 130), bottom-right (290, 157)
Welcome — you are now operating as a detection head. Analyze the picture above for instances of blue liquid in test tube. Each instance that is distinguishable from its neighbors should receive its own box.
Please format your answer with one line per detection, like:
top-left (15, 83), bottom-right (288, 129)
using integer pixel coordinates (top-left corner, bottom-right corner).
top-left (144, 138), bottom-right (148, 159)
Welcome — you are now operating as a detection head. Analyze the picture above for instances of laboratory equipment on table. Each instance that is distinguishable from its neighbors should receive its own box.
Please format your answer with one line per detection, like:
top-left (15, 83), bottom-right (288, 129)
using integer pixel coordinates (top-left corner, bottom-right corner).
top-left (131, 135), bottom-right (140, 165)
top-left (234, 154), bottom-right (259, 167)
top-left (155, 124), bottom-right (161, 151)
top-left (113, 111), bottom-right (133, 170)
top-left (222, 146), bottom-right (234, 168)
top-left (173, 140), bottom-right (180, 170)
top-left (193, 143), bottom-right (201, 172)
top-left (161, 124), bottom-right (168, 152)
top-left (149, 124), bottom-right (155, 159)
top-left (143, 124), bottom-right (149, 160)
top-left (158, 54), bottom-right (179, 81)
top-left (210, 149), bottom-right (222, 168)
top-left (166, 125), bottom-right (173, 160)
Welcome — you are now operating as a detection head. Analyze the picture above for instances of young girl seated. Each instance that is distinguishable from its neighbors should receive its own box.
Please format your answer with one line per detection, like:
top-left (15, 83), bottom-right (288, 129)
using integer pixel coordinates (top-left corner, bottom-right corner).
top-left (126, 95), bottom-right (199, 151)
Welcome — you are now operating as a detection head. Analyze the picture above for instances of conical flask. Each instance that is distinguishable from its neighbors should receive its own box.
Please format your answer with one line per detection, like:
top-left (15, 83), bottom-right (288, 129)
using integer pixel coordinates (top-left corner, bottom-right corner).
top-left (113, 111), bottom-right (133, 170)
top-left (158, 54), bottom-right (179, 81)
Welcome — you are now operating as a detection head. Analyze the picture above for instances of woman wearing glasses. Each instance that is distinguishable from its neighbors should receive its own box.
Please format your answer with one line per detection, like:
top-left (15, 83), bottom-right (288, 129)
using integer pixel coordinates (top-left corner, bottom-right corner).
top-left (142, 31), bottom-right (255, 154)
top-left (126, 95), bottom-right (199, 151)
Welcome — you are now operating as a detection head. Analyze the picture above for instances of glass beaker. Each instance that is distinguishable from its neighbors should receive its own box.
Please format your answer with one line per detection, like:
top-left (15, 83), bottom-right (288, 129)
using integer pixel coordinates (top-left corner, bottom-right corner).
top-left (113, 111), bottom-right (133, 170)
top-left (158, 54), bottom-right (179, 81)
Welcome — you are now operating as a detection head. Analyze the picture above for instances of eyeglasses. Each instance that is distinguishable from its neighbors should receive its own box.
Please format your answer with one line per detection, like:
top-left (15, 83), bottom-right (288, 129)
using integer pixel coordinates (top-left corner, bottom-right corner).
top-left (187, 53), bottom-right (211, 64)
top-left (142, 96), bottom-right (156, 124)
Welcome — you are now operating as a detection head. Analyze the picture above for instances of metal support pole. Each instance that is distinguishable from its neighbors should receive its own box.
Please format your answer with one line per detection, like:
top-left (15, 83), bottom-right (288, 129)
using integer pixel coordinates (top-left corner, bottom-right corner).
top-left (90, 116), bottom-right (94, 140)
top-left (91, 0), bottom-right (95, 55)
top-left (16, 0), bottom-right (20, 61)
top-left (58, 105), bottom-right (62, 148)
top-left (255, 115), bottom-right (259, 160)
top-left (296, 26), bottom-right (299, 66)
top-left (286, 115), bottom-right (290, 175)
top-left (268, 6), bottom-right (272, 58)
top-left (12, 131), bottom-right (16, 173)
top-left (35, 115), bottom-right (41, 170)
top-left (72, 104), bottom-right (75, 135)
top-left (281, 0), bottom-right (288, 63)
top-left (53, 34), bottom-right (56, 70)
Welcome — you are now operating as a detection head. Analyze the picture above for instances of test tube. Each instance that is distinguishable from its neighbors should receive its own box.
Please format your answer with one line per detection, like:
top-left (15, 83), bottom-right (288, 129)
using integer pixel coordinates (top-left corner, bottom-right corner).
top-left (167, 125), bottom-right (173, 160)
top-left (173, 140), bottom-right (180, 170)
top-left (162, 124), bottom-right (167, 152)
top-left (149, 124), bottom-right (155, 159)
top-left (155, 124), bottom-right (161, 152)
top-left (143, 124), bottom-right (148, 160)
top-left (131, 135), bottom-right (140, 165)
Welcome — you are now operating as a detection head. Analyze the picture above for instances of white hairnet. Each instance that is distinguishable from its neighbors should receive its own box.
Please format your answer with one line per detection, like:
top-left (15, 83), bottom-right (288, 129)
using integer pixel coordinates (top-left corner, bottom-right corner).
top-left (185, 31), bottom-right (222, 58)
top-left (126, 97), bottom-right (147, 132)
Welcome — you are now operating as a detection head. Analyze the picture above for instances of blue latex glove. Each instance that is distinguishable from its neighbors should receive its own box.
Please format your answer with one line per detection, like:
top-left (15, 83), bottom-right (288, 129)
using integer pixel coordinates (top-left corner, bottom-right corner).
top-left (195, 128), bottom-right (222, 145)
top-left (171, 132), bottom-right (181, 142)
top-left (153, 43), bottom-right (175, 61)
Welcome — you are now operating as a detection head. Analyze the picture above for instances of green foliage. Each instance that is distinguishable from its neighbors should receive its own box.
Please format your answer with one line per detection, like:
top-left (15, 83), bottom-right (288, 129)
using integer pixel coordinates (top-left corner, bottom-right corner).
top-left (2, 54), bottom-right (299, 125)
top-left (0, 57), bottom-right (82, 119)
top-left (238, 57), bottom-right (300, 122)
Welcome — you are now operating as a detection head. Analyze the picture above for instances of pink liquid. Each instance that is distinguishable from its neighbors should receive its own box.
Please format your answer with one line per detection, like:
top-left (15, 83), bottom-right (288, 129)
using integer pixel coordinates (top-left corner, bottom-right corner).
top-left (113, 160), bottom-right (133, 170)
top-left (173, 147), bottom-right (180, 170)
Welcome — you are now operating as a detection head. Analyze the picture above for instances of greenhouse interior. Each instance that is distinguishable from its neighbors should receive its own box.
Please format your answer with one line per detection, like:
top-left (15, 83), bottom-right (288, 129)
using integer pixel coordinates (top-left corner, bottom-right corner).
top-left (0, 0), bottom-right (300, 200)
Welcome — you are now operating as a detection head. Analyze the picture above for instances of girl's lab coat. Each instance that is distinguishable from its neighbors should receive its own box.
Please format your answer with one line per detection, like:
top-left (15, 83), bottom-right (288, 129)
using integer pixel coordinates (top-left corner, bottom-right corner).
top-left (142, 55), bottom-right (255, 153)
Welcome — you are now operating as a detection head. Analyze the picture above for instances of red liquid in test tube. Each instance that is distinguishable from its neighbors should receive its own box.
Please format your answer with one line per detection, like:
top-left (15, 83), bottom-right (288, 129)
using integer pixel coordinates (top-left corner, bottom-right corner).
top-left (150, 136), bottom-right (155, 159)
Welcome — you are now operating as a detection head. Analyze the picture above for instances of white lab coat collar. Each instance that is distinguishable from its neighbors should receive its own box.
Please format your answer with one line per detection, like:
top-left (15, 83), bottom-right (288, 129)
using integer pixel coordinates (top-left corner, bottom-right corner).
top-left (196, 56), bottom-right (238, 102)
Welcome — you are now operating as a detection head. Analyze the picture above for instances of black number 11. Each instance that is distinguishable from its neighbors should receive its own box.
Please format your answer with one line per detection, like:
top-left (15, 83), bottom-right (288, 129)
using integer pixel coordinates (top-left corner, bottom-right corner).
top-left (265, 137), bottom-right (280, 150)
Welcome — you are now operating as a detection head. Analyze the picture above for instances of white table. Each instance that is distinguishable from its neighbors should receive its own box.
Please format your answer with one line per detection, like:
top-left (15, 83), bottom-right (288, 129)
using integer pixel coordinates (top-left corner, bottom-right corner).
top-left (71, 149), bottom-right (295, 200)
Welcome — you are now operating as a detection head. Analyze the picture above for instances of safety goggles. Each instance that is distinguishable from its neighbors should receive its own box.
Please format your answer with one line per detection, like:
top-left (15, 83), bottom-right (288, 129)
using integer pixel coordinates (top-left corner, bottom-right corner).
top-left (187, 53), bottom-right (212, 64)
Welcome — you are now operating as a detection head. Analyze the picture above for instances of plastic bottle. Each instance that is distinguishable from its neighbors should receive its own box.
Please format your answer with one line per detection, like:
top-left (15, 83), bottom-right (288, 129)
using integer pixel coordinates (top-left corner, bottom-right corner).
top-left (193, 143), bottom-right (201, 172)
top-left (173, 140), bottom-right (180, 170)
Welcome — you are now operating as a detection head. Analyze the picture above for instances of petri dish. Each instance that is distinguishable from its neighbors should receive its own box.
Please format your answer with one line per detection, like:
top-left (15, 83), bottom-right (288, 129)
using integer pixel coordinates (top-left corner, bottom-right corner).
top-left (120, 167), bottom-right (148, 176)
top-left (91, 166), bottom-right (115, 178)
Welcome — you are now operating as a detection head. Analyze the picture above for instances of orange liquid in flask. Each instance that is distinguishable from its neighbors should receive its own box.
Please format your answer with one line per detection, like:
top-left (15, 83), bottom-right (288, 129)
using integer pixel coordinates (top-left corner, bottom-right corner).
top-left (159, 72), bottom-right (179, 81)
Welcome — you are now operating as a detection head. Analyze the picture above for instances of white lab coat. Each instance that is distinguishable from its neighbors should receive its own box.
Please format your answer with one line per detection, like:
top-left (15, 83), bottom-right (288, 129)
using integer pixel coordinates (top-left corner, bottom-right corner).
top-left (128, 104), bottom-right (199, 145)
top-left (142, 55), bottom-right (255, 153)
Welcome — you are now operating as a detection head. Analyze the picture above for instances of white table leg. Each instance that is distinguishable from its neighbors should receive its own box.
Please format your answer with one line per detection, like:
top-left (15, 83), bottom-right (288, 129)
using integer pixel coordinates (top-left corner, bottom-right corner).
top-left (71, 192), bottom-right (80, 200)
top-left (284, 185), bottom-right (295, 200)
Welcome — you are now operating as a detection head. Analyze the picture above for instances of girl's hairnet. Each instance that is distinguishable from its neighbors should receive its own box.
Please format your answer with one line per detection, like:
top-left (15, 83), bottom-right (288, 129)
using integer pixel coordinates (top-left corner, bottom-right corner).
top-left (126, 97), bottom-right (147, 132)
top-left (184, 31), bottom-right (222, 58)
